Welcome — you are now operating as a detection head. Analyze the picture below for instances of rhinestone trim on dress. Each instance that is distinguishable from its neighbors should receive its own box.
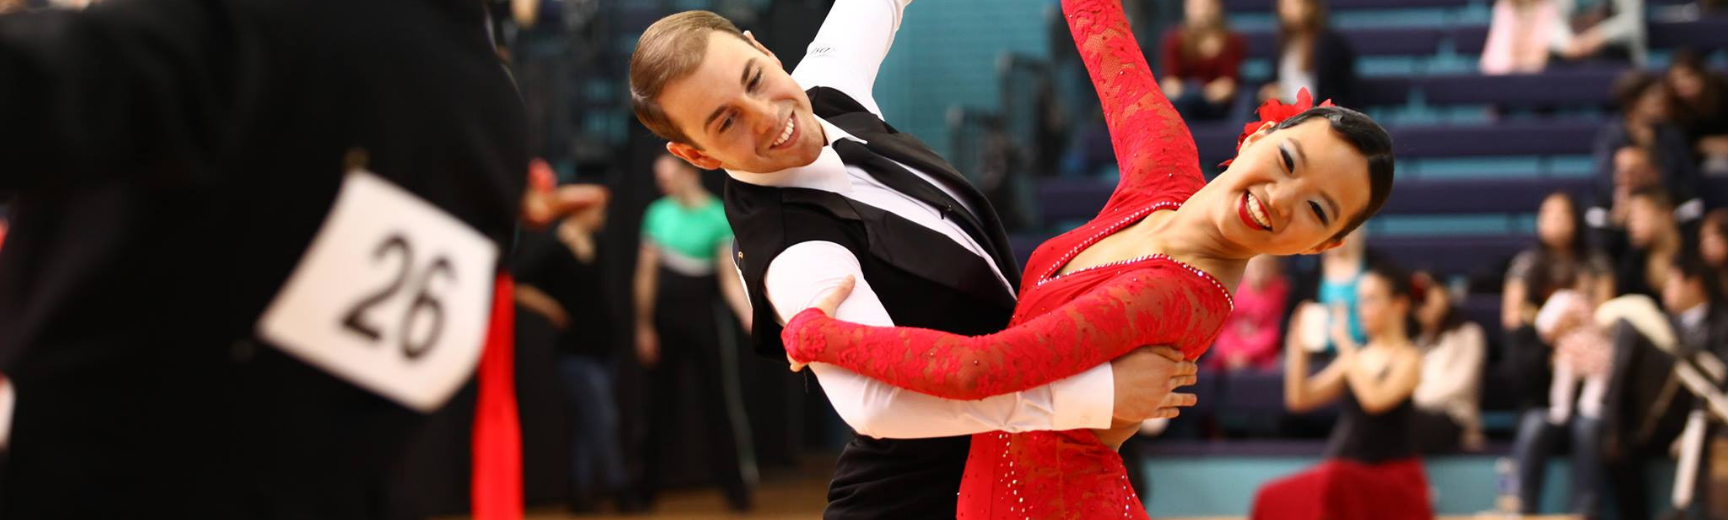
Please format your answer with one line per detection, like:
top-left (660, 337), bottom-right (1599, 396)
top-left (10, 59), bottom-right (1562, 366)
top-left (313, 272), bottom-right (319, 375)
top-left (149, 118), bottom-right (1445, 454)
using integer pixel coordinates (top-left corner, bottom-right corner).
top-left (1037, 202), bottom-right (1235, 311)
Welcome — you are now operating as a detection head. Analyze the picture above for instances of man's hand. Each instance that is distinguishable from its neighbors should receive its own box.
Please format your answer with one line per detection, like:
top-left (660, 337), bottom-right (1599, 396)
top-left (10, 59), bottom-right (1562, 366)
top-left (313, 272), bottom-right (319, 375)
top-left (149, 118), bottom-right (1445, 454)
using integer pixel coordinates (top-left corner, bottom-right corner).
top-left (1109, 346), bottom-right (1199, 426)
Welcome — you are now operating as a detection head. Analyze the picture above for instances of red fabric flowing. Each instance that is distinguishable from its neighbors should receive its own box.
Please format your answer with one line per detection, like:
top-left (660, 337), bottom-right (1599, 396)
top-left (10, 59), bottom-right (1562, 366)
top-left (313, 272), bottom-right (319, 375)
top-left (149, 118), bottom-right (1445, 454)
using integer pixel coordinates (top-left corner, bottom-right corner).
top-left (472, 274), bottom-right (522, 520)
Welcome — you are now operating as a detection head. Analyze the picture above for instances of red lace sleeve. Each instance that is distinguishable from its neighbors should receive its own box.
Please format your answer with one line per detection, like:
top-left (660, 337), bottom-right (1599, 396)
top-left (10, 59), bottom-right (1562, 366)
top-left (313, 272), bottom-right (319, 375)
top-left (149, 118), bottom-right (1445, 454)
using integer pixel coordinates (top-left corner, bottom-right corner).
top-left (781, 268), bottom-right (1228, 400)
top-left (1064, 0), bottom-right (1205, 217)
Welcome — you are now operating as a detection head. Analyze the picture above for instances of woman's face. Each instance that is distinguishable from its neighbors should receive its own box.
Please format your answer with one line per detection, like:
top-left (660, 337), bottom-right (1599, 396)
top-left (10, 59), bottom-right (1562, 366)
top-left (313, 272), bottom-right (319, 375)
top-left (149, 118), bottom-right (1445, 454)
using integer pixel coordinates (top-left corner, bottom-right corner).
top-left (1701, 220), bottom-right (1727, 267)
top-left (1357, 274), bottom-right (1406, 338)
top-left (1187, 0), bottom-right (1222, 26)
top-left (1633, 84), bottom-right (1672, 123)
top-left (1277, 0), bottom-right (1312, 28)
top-left (1210, 119), bottom-right (1373, 256)
top-left (1669, 67), bottom-right (1706, 104)
top-left (653, 155), bottom-right (698, 197)
top-left (1536, 194), bottom-right (1577, 252)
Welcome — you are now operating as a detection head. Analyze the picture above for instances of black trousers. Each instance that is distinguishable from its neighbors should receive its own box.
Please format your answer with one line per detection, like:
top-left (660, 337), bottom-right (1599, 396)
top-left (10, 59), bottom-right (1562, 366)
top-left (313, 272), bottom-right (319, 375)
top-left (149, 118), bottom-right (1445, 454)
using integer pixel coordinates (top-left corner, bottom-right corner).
top-left (641, 269), bottom-right (753, 508)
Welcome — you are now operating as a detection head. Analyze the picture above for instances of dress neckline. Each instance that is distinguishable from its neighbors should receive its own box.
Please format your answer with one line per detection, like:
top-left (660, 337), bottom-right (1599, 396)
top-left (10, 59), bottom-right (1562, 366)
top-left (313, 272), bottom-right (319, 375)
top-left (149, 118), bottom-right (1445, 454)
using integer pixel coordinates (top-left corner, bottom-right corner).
top-left (1037, 202), bottom-right (1235, 310)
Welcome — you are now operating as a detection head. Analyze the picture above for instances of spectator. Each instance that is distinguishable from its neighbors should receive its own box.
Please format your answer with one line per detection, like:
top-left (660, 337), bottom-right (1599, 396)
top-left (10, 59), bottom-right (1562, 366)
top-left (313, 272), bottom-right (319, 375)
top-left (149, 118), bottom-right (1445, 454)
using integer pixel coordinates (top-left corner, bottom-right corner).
top-left (512, 181), bottom-right (633, 513)
top-left (1481, 0), bottom-right (1561, 75)
top-left (1259, 0), bottom-right (1356, 107)
top-left (1549, 0), bottom-right (1647, 66)
top-left (1664, 49), bottom-right (1728, 175)
top-left (1617, 188), bottom-right (1687, 299)
top-left (632, 154), bottom-right (756, 512)
top-left (1208, 254), bottom-right (1288, 372)
top-left (1504, 192), bottom-right (1598, 408)
top-left (1255, 262), bottom-right (1431, 520)
top-left (1287, 228), bottom-right (1376, 356)
top-left (1513, 258), bottom-right (1618, 517)
top-left (1590, 72), bottom-right (1702, 231)
top-left (1702, 209), bottom-right (1728, 296)
top-left (1159, 0), bottom-right (1246, 121)
top-left (1410, 272), bottom-right (1487, 453)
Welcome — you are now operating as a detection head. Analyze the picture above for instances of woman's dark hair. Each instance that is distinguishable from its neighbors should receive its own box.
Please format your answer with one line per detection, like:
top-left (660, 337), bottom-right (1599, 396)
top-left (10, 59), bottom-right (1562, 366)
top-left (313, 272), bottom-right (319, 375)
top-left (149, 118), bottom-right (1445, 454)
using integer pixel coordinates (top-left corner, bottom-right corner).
top-left (1539, 191), bottom-right (1589, 258)
top-left (1413, 271), bottom-right (1466, 335)
top-left (1667, 48), bottom-right (1724, 121)
top-left (1276, 0), bottom-right (1329, 71)
top-left (1180, 0), bottom-right (1232, 63)
top-left (1272, 106), bottom-right (1395, 245)
top-left (1674, 253), bottom-right (1725, 307)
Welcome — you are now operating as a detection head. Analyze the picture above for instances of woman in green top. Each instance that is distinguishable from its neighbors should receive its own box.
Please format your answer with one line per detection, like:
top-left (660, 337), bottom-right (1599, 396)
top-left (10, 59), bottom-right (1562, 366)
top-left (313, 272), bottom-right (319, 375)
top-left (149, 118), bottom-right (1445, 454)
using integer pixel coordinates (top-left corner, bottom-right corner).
top-left (631, 154), bottom-right (755, 511)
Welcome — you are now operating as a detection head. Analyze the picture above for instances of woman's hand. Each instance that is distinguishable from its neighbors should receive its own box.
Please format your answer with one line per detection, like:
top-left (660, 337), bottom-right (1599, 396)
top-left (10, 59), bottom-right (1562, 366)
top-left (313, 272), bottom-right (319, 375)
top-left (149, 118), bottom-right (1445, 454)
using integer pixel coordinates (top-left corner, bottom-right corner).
top-left (787, 276), bottom-right (857, 372)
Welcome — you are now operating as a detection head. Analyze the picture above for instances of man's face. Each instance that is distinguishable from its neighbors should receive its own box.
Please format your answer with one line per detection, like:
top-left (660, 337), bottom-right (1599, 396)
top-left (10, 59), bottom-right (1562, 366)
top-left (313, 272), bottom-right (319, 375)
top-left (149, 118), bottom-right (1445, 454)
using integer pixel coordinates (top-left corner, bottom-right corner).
top-left (658, 32), bottom-right (824, 174)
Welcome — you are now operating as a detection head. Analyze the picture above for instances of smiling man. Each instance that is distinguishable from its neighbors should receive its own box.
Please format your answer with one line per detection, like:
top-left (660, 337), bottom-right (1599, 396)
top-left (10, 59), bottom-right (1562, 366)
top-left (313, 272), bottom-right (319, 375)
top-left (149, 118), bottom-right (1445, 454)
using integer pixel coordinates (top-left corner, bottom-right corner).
top-left (629, 2), bottom-right (1197, 518)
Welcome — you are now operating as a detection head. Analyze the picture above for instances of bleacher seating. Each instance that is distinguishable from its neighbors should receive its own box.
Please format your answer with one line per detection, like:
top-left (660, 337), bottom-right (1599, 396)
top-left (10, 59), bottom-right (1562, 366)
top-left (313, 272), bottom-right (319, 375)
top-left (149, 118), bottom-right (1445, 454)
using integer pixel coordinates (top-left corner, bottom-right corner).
top-left (1187, 118), bottom-right (1601, 165)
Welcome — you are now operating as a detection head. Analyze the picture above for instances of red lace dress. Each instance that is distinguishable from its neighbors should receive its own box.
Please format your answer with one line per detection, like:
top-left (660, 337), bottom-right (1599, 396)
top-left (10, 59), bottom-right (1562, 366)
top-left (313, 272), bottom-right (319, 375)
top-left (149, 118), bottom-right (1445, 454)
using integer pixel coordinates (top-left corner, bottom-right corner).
top-left (780, 1), bottom-right (1235, 517)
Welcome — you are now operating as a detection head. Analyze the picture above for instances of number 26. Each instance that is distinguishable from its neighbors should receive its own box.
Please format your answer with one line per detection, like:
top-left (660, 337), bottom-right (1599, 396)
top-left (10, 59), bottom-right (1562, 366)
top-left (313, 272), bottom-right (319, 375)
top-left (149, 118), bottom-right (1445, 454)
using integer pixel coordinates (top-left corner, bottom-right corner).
top-left (342, 234), bottom-right (454, 359)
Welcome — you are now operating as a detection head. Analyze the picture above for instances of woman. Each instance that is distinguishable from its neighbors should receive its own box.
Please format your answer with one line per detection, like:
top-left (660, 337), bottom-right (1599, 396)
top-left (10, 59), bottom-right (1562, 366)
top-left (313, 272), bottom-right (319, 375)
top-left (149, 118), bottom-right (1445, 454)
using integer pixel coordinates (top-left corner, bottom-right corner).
top-left (778, 0), bottom-right (1396, 517)
top-left (1410, 272), bottom-right (1486, 453)
top-left (1159, 0), bottom-right (1246, 121)
top-left (1665, 50), bottom-right (1728, 173)
top-left (1252, 263), bottom-right (1430, 520)
top-left (1591, 71), bottom-right (1699, 223)
top-left (1548, 0), bottom-right (1646, 66)
top-left (1480, 0), bottom-right (1559, 75)
top-left (632, 154), bottom-right (756, 511)
top-left (1208, 254), bottom-right (1288, 372)
top-left (1504, 192), bottom-right (1593, 408)
top-left (1259, 0), bottom-right (1356, 107)
top-left (1702, 209), bottom-right (1728, 296)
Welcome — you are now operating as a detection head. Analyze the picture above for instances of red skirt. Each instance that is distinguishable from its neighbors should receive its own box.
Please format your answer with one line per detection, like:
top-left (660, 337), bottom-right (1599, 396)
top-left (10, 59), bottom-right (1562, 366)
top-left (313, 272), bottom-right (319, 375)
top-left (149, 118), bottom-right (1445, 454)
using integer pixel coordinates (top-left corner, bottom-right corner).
top-left (1250, 458), bottom-right (1432, 520)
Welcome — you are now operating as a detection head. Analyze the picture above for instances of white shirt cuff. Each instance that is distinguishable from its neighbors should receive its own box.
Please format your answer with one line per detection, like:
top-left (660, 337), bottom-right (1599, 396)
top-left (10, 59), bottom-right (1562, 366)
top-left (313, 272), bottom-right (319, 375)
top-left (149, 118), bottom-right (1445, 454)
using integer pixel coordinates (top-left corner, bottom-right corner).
top-left (1049, 363), bottom-right (1114, 430)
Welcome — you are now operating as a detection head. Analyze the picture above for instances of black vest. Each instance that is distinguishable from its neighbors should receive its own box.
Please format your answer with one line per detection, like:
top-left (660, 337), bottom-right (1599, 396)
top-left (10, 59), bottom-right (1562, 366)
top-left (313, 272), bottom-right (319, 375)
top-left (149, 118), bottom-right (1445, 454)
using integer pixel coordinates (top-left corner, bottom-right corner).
top-left (723, 87), bottom-right (1020, 520)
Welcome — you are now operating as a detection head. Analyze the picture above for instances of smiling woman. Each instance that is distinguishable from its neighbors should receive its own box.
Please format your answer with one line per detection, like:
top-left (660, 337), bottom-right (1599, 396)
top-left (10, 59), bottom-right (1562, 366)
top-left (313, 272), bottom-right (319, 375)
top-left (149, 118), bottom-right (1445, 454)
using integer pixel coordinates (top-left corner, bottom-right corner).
top-left (770, 0), bottom-right (1396, 518)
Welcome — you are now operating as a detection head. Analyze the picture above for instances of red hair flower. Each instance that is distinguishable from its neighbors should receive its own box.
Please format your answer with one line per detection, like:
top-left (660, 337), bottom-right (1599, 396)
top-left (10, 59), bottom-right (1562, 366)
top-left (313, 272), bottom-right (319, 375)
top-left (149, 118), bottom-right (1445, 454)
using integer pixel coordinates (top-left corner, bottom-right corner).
top-left (1219, 88), bottom-right (1334, 168)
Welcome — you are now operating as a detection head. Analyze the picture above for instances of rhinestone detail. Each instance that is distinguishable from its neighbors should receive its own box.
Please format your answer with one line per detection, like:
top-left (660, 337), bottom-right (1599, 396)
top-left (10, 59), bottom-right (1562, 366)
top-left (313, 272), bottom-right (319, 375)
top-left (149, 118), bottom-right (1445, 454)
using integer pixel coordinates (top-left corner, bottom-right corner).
top-left (1036, 202), bottom-right (1234, 311)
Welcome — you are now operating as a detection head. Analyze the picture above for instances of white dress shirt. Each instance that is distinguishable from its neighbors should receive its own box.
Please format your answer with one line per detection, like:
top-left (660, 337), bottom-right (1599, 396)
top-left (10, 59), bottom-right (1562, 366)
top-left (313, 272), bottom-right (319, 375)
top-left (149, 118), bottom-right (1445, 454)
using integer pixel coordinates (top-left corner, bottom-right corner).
top-left (724, 0), bottom-right (1113, 439)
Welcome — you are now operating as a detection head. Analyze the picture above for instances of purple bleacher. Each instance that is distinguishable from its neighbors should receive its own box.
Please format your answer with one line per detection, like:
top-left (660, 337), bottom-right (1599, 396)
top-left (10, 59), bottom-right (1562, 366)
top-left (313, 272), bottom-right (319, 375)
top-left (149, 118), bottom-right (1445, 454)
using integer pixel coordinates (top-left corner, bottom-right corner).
top-left (1223, 0), bottom-right (1467, 12)
top-left (1243, 27), bottom-right (1444, 59)
top-left (1358, 68), bottom-right (1621, 106)
top-left (1189, 119), bottom-right (1600, 163)
top-left (1382, 177), bottom-right (1592, 215)
top-left (1375, 234), bottom-right (1528, 279)
top-left (1649, 17), bottom-right (1728, 49)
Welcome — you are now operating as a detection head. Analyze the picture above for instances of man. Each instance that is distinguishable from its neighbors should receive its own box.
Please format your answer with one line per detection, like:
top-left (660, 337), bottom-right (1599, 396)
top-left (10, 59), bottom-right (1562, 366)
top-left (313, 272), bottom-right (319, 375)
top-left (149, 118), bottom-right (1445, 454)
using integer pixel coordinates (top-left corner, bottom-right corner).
top-left (629, 2), bottom-right (1195, 518)
top-left (1654, 255), bottom-right (1728, 519)
top-left (0, 0), bottom-right (580, 518)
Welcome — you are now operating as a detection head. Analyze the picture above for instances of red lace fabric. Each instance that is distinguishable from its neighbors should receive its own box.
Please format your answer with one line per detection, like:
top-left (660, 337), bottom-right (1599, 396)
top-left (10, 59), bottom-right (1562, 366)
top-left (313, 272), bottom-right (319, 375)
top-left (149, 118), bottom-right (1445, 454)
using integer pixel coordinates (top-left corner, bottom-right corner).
top-left (780, 0), bottom-right (1234, 517)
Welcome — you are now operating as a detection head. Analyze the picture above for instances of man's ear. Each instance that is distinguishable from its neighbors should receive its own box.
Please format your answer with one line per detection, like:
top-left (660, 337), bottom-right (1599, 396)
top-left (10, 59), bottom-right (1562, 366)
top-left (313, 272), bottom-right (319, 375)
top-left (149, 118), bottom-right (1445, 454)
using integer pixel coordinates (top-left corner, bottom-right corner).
top-left (1303, 237), bottom-right (1345, 255)
top-left (1237, 121), bottom-right (1279, 154)
top-left (666, 141), bottom-right (722, 171)
top-left (742, 30), bottom-right (781, 69)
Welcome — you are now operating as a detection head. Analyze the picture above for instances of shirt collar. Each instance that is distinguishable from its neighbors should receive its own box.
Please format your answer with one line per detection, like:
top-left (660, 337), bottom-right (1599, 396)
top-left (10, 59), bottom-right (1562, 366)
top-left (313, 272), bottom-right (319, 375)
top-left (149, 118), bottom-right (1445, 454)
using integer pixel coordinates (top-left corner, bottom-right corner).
top-left (1682, 303), bottom-right (1710, 331)
top-left (723, 116), bottom-right (861, 195)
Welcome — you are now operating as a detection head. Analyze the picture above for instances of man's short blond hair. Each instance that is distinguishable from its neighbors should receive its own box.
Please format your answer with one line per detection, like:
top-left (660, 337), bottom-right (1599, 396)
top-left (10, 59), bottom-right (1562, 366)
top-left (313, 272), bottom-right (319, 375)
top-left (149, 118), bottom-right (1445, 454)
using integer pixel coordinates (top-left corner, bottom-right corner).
top-left (630, 11), bottom-right (748, 145)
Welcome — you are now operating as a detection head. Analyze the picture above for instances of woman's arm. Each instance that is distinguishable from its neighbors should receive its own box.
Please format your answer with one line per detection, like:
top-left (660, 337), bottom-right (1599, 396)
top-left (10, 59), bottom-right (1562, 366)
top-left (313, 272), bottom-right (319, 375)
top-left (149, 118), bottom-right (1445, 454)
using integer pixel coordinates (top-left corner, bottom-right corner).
top-left (1062, 0), bottom-right (1203, 216)
top-left (633, 243), bottom-right (661, 367)
top-left (783, 269), bottom-right (1227, 400)
top-left (1345, 346), bottom-right (1424, 414)
top-left (1284, 332), bottom-right (1349, 412)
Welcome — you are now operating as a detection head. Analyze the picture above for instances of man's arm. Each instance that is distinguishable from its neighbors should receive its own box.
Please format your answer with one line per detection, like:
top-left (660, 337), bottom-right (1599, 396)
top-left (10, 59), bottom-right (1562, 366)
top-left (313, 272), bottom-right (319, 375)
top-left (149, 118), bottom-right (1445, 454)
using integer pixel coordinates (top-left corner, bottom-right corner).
top-left (764, 240), bottom-right (1114, 438)
top-left (787, 0), bottom-right (912, 118)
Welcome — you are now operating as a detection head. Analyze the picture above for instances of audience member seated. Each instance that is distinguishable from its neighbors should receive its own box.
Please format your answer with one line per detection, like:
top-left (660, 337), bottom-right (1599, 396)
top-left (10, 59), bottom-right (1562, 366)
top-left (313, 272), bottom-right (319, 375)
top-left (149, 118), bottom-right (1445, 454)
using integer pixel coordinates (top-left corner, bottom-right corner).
top-left (1160, 0), bottom-right (1246, 121)
top-left (1208, 255), bottom-right (1288, 372)
top-left (1702, 209), bottom-right (1728, 296)
top-left (1253, 263), bottom-right (1431, 520)
top-left (1590, 72), bottom-right (1702, 229)
top-left (1549, 0), bottom-right (1647, 66)
top-left (1257, 0), bottom-right (1357, 107)
top-left (1511, 258), bottom-right (1617, 517)
top-left (1410, 272), bottom-right (1487, 453)
top-left (1286, 228), bottom-right (1377, 357)
top-left (1504, 192), bottom-right (1600, 410)
top-left (1481, 0), bottom-right (1561, 75)
top-left (1664, 49), bottom-right (1728, 176)
top-left (1614, 188), bottom-right (1689, 299)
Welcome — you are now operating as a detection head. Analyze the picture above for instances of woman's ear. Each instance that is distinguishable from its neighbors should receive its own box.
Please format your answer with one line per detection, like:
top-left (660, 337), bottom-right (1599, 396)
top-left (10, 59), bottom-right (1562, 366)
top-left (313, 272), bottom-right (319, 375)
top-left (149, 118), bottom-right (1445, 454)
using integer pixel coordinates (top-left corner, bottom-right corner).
top-left (1237, 121), bottom-right (1279, 154)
